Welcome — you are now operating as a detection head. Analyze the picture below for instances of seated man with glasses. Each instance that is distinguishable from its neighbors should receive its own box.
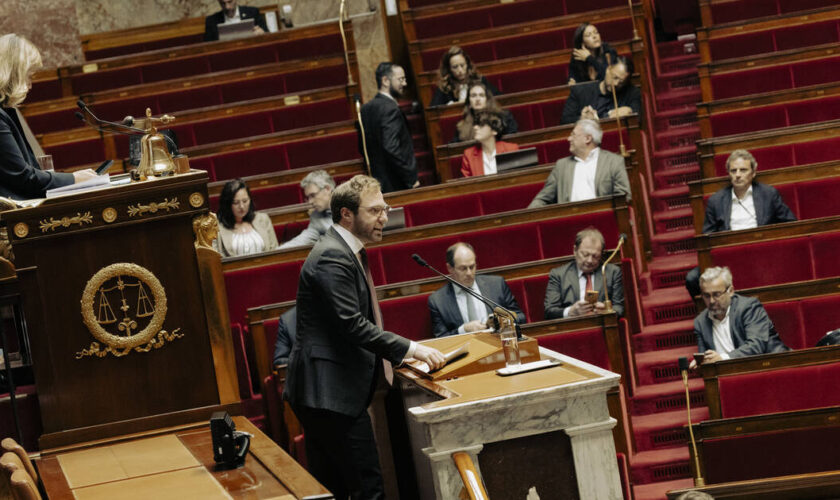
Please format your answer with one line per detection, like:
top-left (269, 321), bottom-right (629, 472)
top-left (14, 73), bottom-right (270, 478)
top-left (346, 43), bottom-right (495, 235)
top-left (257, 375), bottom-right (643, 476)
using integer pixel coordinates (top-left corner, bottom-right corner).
top-left (690, 266), bottom-right (789, 369)
top-left (280, 170), bottom-right (336, 249)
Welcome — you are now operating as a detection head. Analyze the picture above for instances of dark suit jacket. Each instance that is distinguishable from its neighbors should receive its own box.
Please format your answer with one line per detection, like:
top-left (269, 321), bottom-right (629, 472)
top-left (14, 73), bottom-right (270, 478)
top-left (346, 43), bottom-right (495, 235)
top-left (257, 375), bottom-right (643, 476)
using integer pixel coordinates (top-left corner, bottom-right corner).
top-left (428, 275), bottom-right (527, 338)
top-left (284, 228), bottom-right (410, 417)
top-left (561, 80), bottom-right (642, 124)
top-left (544, 261), bottom-right (624, 319)
top-left (0, 107), bottom-right (73, 200)
top-left (204, 5), bottom-right (267, 41)
top-left (272, 306), bottom-right (296, 367)
top-left (694, 294), bottom-right (789, 358)
top-left (702, 181), bottom-right (796, 233)
top-left (527, 149), bottom-right (631, 207)
top-left (460, 141), bottom-right (519, 177)
top-left (359, 93), bottom-right (417, 193)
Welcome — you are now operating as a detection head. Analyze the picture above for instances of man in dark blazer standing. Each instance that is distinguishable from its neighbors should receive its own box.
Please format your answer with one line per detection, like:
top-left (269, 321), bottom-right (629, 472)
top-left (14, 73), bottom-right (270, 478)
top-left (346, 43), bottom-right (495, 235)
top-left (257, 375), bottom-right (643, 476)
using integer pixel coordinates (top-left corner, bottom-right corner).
top-left (685, 149), bottom-right (796, 296)
top-left (544, 227), bottom-right (624, 319)
top-left (204, 0), bottom-right (267, 41)
top-left (284, 175), bottom-right (444, 499)
top-left (428, 242), bottom-right (526, 337)
top-left (561, 56), bottom-right (641, 125)
top-left (359, 62), bottom-right (419, 193)
top-left (528, 119), bottom-right (630, 208)
top-left (689, 266), bottom-right (788, 369)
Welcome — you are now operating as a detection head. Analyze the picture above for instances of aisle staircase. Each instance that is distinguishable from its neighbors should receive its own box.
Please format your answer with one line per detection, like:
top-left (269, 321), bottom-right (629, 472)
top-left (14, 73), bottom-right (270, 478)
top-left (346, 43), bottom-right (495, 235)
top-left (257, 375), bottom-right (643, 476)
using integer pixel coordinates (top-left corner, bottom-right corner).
top-left (628, 39), bottom-right (708, 500)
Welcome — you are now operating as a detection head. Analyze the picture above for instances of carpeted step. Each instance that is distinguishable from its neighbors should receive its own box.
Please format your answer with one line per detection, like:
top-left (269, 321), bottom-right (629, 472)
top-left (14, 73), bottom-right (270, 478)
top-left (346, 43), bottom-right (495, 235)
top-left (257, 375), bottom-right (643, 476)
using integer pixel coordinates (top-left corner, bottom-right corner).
top-left (659, 53), bottom-right (700, 74)
top-left (634, 319), bottom-right (697, 353)
top-left (635, 346), bottom-right (699, 386)
top-left (632, 405), bottom-right (709, 454)
top-left (640, 287), bottom-right (696, 325)
top-left (647, 253), bottom-right (697, 289)
top-left (651, 228), bottom-right (696, 257)
top-left (632, 477), bottom-right (696, 500)
top-left (649, 185), bottom-right (690, 212)
top-left (653, 163), bottom-right (700, 190)
top-left (655, 87), bottom-right (702, 111)
top-left (652, 207), bottom-right (694, 233)
top-left (655, 71), bottom-right (700, 95)
top-left (653, 145), bottom-right (698, 171)
top-left (631, 377), bottom-right (705, 416)
top-left (657, 39), bottom-right (695, 59)
top-left (630, 446), bottom-right (692, 485)
top-left (654, 107), bottom-right (698, 132)
top-left (654, 126), bottom-right (701, 150)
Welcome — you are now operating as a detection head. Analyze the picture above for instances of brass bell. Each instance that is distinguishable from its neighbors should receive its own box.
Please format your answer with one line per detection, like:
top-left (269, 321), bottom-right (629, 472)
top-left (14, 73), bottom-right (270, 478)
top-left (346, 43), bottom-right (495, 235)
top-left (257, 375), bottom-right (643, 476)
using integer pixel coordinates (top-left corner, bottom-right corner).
top-left (137, 108), bottom-right (176, 180)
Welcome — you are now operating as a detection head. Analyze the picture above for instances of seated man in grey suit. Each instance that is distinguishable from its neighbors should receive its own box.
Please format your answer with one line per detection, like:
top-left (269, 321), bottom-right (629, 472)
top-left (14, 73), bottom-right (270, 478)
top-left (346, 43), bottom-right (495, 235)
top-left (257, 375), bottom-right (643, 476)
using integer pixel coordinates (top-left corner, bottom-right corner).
top-left (528, 119), bottom-right (630, 208)
top-left (545, 227), bottom-right (624, 319)
top-left (280, 170), bottom-right (335, 249)
top-left (272, 306), bottom-right (296, 368)
top-left (428, 242), bottom-right (526, 337)
top-left (689, 266), bottom-right (789, 369)
top-left (685, 149), bottom-right (796, 296)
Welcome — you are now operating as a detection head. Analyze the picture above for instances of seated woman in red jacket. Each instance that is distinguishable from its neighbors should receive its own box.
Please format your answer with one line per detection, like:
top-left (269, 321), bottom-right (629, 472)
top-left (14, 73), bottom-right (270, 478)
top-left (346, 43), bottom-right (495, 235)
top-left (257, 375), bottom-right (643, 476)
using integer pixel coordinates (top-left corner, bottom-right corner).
top-left (460, 110), bottom-right (519, 177)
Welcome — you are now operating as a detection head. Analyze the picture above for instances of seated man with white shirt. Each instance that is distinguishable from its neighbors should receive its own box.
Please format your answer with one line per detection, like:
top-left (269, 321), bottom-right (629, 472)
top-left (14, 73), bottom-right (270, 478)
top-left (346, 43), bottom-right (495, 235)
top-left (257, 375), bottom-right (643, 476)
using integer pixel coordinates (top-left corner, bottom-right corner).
top-left (427, 242), bottom-right (526, 337)
top-left (527, 119), bottom-right (630, 208)
top-left (689, 266), bottom-right (789, 370)
top-left (685, 149), bottom-right (796, 297)
top-left (544, 227), bottom-right (624, 319)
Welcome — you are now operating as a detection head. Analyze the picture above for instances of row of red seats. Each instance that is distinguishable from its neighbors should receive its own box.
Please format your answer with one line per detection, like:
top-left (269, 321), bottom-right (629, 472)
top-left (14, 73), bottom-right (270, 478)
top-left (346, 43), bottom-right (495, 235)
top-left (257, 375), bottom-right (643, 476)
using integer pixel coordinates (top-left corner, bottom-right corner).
top-left (706, 93), bottom-right (840, 137)
top-left (707, 17), bottom-right (840, 62)
top-left (26, 62), bottom-right (349, 135)
top-left (709, 54), bottom-right (840, 101)
top-left (417, 17), bottom-right (633, 72)
top-left (223, 209), bottom-right (622, 324)
top-left (408, 0), bottom-right (633, 40)
top-left (702, 0), bottom-right (839, 25)
top-left (710, 134), bottom-right (840, 177)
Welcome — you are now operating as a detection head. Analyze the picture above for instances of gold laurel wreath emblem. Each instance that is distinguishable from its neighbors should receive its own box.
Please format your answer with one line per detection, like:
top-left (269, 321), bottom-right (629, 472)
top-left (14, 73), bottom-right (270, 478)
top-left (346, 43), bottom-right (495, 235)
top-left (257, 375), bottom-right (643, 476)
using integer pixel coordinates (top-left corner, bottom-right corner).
top-left (77, 263), bottom-right (183, 358)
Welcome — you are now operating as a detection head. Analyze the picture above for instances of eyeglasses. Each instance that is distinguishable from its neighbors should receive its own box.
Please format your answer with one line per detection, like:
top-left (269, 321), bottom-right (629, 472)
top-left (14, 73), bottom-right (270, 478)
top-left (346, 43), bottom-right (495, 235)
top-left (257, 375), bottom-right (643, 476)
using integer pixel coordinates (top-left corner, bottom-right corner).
top-left (359, 205), bottom-right (391, 217)
top-left (701, 287), bottom-right (732, 300)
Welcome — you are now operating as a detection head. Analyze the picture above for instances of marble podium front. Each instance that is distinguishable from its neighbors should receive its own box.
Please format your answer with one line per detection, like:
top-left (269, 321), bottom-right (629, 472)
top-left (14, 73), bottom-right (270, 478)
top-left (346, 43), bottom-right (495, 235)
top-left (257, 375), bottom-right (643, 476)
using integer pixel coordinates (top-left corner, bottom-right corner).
top-left (396, 335), bottom-right (622, 500)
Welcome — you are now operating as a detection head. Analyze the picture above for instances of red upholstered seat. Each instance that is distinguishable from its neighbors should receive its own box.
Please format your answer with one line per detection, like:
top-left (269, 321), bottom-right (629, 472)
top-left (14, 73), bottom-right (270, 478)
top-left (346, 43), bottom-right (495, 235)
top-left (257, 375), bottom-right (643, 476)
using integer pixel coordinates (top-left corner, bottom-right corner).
top-left (522, 275), bottom-right (550, 323)
top-left (224, 260), bottom-right (303, 325)
top-left (539, 211), bottom-right (619, 258)
top-left (72, 67), bottom-right (144, 94)
top-left (800, 295), bottom-right (840, 346)
top-left (535, 327), bottom-right (611, 370)
top-left (710, 237), bottom-right (812, 289)
top-left (404, 195), bottom-right (483, 227)
top-left (85, 34), bottom-right (204, 60)
top-left (703, 426), bottom-right (840, 484)
top-left (812, 232), bottom-right (840, 280)
top-left (381, 294), bottom-right (434, 341)
top-left (709, 0), bottom-right (779, 24)
top-left (25, 78), bottom-right (62, 103)
top-left (478, 183), bottom-right (543, 215)
top-left (796, 177), bottom-right (840, 220)
top-left (762, 302), bottom-right (806, 350)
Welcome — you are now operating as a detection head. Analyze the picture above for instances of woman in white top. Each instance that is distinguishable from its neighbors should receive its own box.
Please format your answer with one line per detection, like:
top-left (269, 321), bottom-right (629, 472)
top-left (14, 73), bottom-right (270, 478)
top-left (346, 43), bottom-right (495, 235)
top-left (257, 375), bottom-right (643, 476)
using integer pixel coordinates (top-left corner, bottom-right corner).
top-left (215, 179), bottom-right (279, 257)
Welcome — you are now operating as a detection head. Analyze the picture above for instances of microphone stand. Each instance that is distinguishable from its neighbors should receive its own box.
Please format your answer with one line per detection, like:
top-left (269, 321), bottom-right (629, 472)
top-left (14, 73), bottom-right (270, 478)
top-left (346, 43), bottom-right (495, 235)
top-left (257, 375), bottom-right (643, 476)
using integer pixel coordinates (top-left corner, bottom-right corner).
top-left (339, 0), bottom-right (355, 86)
top-left (601, 233), bottom-right (626, 314)
top-left (679, 357), bottom-right (706, 487)
top-left (411, 254), bottom-right (519, 334)
top-left (604, 53), bottom-right (627, 157)
top-left (355, 95), bottom-right (372, 176)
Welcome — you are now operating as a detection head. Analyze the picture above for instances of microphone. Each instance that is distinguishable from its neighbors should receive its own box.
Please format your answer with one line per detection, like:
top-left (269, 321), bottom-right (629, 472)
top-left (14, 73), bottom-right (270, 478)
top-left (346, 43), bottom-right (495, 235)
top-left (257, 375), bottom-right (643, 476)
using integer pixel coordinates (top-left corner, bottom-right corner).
top-left (355, 94), bottom-right (371, 176)
top-left (604, 52), bottom-right (627, 157)
top-left (411, 253), bottom-right (520, 334)
top-left (679, 356), bottom-right (706, 487)
top-left (76, 100), bottom-right (145, 135)
top-left (601, 233), bottom-right (627, 314)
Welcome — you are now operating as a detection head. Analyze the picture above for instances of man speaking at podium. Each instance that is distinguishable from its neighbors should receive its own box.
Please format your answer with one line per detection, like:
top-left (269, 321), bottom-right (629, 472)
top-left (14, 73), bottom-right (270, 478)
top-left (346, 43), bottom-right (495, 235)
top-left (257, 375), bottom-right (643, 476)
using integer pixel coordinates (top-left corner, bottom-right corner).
top-left (285, 175), bottom-right (444, 499)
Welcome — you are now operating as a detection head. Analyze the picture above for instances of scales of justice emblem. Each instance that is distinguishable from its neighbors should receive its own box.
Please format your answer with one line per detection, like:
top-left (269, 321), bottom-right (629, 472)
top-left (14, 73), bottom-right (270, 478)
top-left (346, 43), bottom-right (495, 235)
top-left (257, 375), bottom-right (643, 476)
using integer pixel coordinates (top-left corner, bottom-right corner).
top-left (76, 263), bottom-right (184, 358)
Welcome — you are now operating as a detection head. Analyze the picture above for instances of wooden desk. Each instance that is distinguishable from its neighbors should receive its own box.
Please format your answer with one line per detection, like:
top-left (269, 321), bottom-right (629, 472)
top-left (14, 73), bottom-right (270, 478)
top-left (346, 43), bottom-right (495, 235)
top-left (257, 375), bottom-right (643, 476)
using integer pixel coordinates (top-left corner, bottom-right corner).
top-left (36, 416), bottom-right (330, 500)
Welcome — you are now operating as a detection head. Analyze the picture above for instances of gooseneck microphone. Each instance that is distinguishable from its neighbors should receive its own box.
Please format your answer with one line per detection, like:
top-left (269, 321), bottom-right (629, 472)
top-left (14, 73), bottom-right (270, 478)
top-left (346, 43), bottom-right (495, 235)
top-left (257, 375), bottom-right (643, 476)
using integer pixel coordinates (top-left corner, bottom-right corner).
top-left (411, 254), bottom-right (519, 329)
top-left (679, 356), bottom-right (706, 487)
top-left (354, 94), bottom-right (371, 176)
top-left (75, 100), bottom-right (145, 135)
top-left (601, 233), bottom-right (627, 314)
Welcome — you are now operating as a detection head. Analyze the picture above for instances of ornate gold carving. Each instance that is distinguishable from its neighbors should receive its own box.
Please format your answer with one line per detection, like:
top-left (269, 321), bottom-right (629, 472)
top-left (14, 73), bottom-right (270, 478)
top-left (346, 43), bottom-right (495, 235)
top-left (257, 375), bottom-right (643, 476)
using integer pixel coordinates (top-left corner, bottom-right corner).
top-left (193, 213), bottom-right (219, 250)
top-left (13, 223), bottom-right (28, 239)
top-left (188, 192), bottom-right (204, 208)
top-left (127, 198), bottom-right (180, 217)
top-left (102, 207), bottom-right (118, 223)
top-left (77, 263), bottom-right (183, 359)
top-left (39, 212), bottom-right (93, 233)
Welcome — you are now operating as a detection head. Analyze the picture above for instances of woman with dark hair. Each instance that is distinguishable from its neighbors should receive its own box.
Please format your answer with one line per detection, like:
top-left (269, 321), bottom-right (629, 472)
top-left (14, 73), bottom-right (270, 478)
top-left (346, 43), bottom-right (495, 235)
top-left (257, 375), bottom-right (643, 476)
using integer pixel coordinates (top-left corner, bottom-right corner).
top-left (215, 178), bottom-right (278, 257)
top-left (430, 46), bottom-right (499, 107)
top-left (460, 110), bottom-right (519, 177)
top-left (0, 34), bottom-right (97, 200)
top-left (568, 23), bottom-right (618, 85)
top-left (453, 81), bottom-right (518, 143)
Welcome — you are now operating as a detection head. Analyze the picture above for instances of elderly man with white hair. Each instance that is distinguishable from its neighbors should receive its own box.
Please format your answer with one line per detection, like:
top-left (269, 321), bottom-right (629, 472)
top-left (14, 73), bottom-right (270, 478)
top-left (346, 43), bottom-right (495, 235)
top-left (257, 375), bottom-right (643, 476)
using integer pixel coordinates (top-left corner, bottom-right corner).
top-left (527, 118), bottom-right (630, 208)
top-left (690, 266), bottom-right (789, 370)
top-left (279, 170), bottom-right (336, 249)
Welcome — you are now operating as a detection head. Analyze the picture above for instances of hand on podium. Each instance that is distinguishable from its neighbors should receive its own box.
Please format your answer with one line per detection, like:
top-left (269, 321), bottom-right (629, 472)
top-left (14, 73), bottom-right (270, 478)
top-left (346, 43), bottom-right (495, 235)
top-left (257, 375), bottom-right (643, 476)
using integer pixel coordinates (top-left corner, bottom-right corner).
top-left (413, 344), bottom-right (446, 371)
top-left (72, 169), bottom-right (99, 183)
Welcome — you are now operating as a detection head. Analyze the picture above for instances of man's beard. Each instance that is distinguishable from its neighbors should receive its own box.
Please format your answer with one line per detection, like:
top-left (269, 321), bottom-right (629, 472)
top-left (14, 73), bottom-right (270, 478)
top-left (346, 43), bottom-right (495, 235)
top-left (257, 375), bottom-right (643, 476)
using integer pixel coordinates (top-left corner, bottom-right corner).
top-left (389, 86), bottom-right (403, 99)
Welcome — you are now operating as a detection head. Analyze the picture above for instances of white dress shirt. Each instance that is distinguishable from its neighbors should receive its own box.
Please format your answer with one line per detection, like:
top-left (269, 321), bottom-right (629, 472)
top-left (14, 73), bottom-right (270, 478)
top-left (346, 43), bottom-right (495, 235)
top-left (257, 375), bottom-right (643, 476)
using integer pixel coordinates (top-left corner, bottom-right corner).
top-left (333, 224), bottom-right (417, 360)
top-left (482, 149), bottom-right (498, 176)
top-left (729, 186), bottom-right (757, 231)
top-left (570, 148), bottom-right (600, 202)
top-left (455, 281), bottom-right (488, 334)
top-left (709, 306), bottom-right (734, 360)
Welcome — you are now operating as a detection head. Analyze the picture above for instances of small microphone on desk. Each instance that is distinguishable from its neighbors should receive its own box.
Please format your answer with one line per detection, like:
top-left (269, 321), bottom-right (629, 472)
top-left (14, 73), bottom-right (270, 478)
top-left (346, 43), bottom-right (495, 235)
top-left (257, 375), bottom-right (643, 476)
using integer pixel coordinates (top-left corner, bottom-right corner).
top-left (679, 356), bottom-right (706, 487)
